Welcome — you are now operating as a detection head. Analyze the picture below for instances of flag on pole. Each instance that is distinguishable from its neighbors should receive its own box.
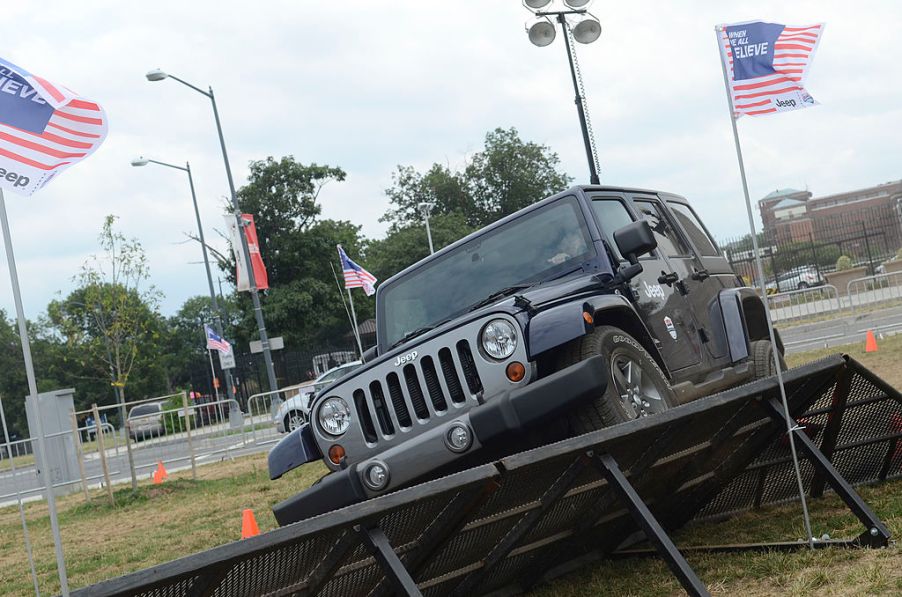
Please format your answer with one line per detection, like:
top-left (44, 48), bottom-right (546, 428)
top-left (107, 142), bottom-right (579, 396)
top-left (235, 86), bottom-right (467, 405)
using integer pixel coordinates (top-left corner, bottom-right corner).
top-left (224, 213), bottom-right (269, 291)
top-left (337, 245), bottom-right (377, 296)
top-left (717, 21), bottom-right (824, 118)
top-left (0, 56), bottom-right (108, 196)
top-left (204, 324), bottom-right (231, 354)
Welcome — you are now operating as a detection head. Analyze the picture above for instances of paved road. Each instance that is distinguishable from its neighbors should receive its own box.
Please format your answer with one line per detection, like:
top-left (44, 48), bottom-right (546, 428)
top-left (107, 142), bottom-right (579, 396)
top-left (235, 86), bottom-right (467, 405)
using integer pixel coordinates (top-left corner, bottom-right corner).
top-left (0, 416), bottom-right (284, 507)
top-left (779, 304), bottom-right (902, 354)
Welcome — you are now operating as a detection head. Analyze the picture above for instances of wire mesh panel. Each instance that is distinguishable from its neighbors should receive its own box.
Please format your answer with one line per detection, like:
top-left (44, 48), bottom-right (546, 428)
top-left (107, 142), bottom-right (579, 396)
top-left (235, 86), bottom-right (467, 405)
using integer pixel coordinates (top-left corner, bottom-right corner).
top-left (70, 354), bottom-right (901, 597)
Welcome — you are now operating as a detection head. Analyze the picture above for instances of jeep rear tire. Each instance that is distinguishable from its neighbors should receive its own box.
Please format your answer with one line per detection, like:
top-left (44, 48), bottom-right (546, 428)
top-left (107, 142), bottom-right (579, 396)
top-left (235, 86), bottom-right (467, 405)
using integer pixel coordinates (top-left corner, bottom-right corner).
top-left (559, 326), bottom-right (676, 434)
top-left (749, 339), bottom-right (787, 380)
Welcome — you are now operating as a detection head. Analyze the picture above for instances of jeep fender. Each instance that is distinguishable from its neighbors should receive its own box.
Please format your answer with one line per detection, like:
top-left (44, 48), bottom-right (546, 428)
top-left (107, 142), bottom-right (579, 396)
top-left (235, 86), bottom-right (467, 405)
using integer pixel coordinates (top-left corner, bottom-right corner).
top-left (526, 293), bottom-right (670, 378)
top-left (729, 287), bottom-right (784, 354)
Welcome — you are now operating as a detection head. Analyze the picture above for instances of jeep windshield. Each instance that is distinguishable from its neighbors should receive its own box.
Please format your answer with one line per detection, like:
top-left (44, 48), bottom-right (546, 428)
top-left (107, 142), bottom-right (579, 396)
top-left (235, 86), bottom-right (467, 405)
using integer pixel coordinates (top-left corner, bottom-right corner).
top-left (378, 196), bottom-right (599, 348)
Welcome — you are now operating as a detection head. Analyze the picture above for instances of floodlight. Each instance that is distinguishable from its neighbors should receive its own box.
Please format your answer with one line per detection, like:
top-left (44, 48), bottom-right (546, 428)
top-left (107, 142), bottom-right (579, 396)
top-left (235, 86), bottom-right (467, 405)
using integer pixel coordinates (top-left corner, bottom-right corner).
top-left (145, 68), bottom-right (168, 82)
top-left (572, 18), bottom-right (602, 44)
top-left (527, 19), bottom-right (556, 47)
top-left (130, 157), bottom-right (149, 167)
top-left (523, 0), bottom-right (552, 9)
top-left (563, 0), bottom-right (592, 8)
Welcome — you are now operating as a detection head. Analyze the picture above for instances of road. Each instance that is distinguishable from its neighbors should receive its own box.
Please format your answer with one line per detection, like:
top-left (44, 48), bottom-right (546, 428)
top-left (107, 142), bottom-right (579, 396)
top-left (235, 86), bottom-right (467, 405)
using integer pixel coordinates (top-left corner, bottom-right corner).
top-left (778, 304), bottom-right (902, 353)
top-left (0, 416), bottom-right (283, 508)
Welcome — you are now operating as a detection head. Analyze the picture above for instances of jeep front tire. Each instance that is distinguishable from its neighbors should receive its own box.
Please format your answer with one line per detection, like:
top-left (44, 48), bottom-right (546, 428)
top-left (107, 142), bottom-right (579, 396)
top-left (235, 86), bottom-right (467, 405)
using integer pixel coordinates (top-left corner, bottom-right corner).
top-left (559, 325), bottom-right (676, 433)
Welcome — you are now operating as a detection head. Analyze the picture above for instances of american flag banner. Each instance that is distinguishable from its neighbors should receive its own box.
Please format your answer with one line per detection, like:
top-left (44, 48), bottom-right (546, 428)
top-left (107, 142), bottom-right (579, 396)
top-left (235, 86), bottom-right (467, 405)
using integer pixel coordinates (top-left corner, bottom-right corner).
top-left (0, 56), bottom-right (108, 196)
top-left (204, 324), bottom-right (231, 354)
top-left (337, 244), bottom-right (377, 297)
top-left (717, 21), bottom-right (824, 118)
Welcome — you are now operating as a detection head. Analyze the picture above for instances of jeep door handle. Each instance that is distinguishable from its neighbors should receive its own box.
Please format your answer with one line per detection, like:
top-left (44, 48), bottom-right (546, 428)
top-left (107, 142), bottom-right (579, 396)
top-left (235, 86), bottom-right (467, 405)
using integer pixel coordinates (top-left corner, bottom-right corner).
top-left (691, 268), bottom-right (710, 281)
top-left (657, 271), bottom-right (679, 286)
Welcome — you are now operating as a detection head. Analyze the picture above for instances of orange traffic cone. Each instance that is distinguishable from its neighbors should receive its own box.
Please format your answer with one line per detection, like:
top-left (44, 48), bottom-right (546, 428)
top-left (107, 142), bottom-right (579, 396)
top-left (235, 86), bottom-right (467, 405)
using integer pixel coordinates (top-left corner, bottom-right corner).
top-left (241, 509), bottom-right (260, 539)
top-left (152, 461), bottom-right (169, 484)
top-left (865, 330), bottom-right (878, 353)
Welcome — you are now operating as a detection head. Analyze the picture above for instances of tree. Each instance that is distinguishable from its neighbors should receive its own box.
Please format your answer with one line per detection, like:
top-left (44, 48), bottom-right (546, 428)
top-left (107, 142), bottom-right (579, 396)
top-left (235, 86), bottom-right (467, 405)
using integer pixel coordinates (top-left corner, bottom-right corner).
top-left (47, 217), bottom-right (164, 419)
top-left (231, 156), bottom-right (367, 349)
top-left (380, 127), bottom-right (572, 230)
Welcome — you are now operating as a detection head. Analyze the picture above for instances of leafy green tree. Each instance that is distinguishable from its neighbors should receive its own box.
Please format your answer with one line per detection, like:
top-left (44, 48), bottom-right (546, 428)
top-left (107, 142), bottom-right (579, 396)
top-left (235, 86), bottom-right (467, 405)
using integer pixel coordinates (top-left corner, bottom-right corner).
top-left (47, 216), bottom-right (165, 417)
top-left (230, 156), bottom-right (367, 349)
top-left (381, 127), bottom-right (571, 230)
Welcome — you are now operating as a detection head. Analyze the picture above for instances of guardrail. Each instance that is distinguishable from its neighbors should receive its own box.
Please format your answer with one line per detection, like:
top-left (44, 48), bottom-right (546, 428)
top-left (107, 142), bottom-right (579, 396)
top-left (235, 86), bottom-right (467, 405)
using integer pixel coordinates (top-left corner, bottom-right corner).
top-left (848, 270), bottom-right (902, 314)
top-left (766, 284), bottom-right (841, 323)
top-left (247, 384), bottom-right (309, 446)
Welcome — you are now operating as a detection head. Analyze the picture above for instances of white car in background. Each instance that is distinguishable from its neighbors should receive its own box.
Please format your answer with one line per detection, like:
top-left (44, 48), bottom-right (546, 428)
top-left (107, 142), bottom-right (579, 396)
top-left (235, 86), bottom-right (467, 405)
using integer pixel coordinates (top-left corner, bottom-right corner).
top-left (275, 361), bottom-right (362, 433)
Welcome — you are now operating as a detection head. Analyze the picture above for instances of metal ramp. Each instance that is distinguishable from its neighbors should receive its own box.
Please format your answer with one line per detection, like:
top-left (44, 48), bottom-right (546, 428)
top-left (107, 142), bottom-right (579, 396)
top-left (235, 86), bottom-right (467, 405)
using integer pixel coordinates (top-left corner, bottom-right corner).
top-left (70, 355), bottom-right (901, 597)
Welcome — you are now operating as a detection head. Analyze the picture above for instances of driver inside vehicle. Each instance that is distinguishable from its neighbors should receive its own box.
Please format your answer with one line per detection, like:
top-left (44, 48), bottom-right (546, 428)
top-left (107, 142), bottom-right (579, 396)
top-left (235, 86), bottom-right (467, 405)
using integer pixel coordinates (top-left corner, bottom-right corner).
top-left (548, 228), bottom-right (588, 265)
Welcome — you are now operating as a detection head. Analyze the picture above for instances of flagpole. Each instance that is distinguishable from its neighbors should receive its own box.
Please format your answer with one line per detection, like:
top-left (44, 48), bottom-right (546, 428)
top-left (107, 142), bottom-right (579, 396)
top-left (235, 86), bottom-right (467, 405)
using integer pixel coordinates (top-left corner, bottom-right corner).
top-left (329, 262), bottom-right (359, 351)
top-left (207, 349), bottom-right (220, 401)
top-left (716, 25), bottom-right (814, 548)
top-left (0, 189), bottom-right (70, 595)
top-left (346, 289), bottom-right (365, 358)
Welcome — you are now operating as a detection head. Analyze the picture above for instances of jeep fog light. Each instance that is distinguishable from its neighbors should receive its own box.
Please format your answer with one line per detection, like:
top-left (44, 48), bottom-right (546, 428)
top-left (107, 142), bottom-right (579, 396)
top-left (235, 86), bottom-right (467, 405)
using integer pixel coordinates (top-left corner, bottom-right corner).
top-left (445, 423), bottom-right (473, 453)
top-left (318, 397), bottom-right (351, 436)
top-left (481, 319), bottom-right (517, 360)
top-left (363, 461), bottom-right (390, 491)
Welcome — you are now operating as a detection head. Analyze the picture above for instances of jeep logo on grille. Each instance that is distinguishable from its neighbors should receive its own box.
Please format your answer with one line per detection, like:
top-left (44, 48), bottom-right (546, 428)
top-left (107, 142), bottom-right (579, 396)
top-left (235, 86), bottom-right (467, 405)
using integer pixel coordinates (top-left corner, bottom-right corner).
top-left (394, 351), bottom-right (418, 367)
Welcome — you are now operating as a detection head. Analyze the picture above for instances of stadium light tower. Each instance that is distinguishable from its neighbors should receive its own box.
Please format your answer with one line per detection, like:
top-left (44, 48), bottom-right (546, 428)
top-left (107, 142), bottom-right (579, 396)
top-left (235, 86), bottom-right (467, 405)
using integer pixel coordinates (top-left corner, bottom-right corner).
top-left (522, 0), bottom-right (602, 184)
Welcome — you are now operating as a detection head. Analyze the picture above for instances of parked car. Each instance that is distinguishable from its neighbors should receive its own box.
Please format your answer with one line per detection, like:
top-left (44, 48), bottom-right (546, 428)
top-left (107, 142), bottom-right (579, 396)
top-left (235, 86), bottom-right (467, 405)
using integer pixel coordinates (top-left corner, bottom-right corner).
top-left (766, 266), bottom-right (824, 293)
top-left (275, 361), bottom-right (362, 433)
top-left (126, 402), bottom-right (165, 441)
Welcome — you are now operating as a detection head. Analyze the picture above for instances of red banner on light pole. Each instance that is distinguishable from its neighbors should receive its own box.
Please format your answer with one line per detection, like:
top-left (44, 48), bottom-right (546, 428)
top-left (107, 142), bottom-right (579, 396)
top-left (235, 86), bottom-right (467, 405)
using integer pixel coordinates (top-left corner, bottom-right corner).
top-left (225, 213), bottom-right (269, 291)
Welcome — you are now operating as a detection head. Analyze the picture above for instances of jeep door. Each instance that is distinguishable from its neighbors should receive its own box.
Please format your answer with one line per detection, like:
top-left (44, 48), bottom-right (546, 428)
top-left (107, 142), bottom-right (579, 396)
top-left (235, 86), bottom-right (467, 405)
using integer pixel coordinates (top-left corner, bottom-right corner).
top-left (588, 194), bottom-right (702, 372)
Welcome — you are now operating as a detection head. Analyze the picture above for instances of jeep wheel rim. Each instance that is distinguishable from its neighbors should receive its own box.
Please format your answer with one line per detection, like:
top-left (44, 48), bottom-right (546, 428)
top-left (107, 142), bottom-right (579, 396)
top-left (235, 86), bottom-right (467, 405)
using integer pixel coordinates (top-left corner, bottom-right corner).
top-left (288, 413), bottom-right (305, 431)
top-left (610, 352), bottom-right (666, 419)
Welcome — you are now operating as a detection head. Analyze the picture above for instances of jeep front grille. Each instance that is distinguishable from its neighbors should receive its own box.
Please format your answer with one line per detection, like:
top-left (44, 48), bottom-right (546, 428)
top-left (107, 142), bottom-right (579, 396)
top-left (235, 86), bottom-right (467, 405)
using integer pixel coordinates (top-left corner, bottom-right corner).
top-left (353, 341), bottom-right (483, 442)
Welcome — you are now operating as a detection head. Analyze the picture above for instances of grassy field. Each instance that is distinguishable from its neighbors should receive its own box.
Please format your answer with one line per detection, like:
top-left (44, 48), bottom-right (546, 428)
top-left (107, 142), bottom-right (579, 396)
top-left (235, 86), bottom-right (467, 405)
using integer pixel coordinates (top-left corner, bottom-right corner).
top-left (1, 334), bottom-right (900, 596)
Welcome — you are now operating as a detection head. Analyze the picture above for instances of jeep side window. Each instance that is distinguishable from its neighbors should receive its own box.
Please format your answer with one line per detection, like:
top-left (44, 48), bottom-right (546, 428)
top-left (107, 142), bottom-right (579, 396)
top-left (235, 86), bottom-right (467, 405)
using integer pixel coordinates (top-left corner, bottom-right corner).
top-left (634, 200), bottom-right (691, 258)
top-left (667, 202), bottom-right (719, 257)
top-left (590, 199), bottom-right (635, 261)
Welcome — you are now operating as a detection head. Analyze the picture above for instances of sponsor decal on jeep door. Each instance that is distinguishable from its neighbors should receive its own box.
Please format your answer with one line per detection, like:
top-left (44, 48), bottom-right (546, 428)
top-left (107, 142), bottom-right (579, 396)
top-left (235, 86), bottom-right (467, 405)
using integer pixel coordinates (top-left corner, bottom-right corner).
top-left (664, 316), bottom-right (677, 340)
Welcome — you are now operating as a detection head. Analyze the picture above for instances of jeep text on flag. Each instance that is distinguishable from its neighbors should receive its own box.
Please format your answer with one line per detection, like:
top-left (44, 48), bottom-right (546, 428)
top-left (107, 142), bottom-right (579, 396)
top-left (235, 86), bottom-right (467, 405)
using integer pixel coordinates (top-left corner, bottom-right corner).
top-left (717, 21), bottom-right (824, 118)
top-left (0, 56), bottom-right (107, 195)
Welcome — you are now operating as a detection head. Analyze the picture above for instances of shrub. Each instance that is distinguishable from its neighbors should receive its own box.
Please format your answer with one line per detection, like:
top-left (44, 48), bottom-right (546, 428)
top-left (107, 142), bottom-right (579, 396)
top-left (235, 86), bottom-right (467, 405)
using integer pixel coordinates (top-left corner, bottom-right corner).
top-left (835, 255), bottom-right (853, 271)
top-left (162, 394), bottom-right (186, 435)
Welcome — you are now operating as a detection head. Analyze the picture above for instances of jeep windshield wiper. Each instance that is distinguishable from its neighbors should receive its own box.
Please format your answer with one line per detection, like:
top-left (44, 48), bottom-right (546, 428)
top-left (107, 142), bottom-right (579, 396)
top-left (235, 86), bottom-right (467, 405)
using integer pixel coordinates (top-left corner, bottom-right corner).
top-left (468, 284), bottom-right (533, 312)
top-left (391, 318), bottom-right (453, 349)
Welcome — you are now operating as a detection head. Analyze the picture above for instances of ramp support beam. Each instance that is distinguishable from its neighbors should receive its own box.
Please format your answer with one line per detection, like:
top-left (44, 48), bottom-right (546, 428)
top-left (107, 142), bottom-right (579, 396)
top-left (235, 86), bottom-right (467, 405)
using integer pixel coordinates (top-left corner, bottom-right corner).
top-left (763, 397), bottom-right (891, 547)
top-left (594, 452), bottom-right (711, 597)
top-left (356, 525), bottom-right (422, 597)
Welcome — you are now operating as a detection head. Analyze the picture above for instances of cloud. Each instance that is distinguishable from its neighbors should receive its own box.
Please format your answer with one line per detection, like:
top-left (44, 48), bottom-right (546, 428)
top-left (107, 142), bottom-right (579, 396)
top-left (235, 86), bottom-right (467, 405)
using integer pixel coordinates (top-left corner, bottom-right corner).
top-left (0, 0), bottom-right (898, 320)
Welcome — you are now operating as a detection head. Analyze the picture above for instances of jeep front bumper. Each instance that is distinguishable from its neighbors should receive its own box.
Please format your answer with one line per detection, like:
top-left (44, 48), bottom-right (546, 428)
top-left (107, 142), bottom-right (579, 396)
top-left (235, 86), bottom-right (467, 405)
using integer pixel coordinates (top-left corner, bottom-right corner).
top-left (272, 355), bottom-right (606, 526)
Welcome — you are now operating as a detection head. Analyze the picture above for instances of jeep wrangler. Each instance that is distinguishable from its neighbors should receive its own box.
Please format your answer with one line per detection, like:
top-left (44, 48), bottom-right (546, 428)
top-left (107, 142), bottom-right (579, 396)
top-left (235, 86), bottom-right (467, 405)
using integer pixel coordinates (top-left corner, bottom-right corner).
top-left (269, 185), bottom-right (784, 525)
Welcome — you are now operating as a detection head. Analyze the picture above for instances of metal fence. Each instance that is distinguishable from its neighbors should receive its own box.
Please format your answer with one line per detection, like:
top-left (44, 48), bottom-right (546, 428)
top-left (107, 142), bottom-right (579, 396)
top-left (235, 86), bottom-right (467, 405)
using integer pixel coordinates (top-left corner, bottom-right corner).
top-left (70, 355), bottom-right (901, 596)
top-left (766, 284), bottom-right (841, 323)
top-left (848, 270), bottom-right (902, 313)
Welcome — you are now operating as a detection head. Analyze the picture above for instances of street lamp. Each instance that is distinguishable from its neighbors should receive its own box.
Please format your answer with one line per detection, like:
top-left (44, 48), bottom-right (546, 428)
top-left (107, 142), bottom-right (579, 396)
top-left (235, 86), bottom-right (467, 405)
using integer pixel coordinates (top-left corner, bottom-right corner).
top-left (145, 68), bottom-right (278, 394)
top-left (522, 0), bottom-right (602, 184)
top-left (418, 201), bottom-right (435, 254)
top-left (130, 155), bottom-right (235, 400)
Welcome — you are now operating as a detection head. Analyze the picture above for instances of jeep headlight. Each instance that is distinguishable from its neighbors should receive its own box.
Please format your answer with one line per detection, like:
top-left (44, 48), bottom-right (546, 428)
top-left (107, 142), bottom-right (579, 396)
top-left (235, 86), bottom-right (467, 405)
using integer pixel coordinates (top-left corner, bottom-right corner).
top-left (318, 397), bottom-right (351, 436)
top-left (480, 319), bottom-right (518, 360)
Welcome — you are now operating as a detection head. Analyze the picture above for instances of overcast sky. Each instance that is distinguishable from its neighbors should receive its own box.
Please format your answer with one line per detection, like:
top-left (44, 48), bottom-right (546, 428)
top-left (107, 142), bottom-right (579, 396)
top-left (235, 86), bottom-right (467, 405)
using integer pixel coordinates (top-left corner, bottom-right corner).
top-left (0, 0), bottom-right (899, 320)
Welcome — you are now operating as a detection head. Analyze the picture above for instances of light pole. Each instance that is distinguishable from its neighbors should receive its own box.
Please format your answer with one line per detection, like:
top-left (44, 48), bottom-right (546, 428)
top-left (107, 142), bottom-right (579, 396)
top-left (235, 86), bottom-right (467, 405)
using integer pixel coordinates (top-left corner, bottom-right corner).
top-left (418, 201), bottom-right (435, 254)
top-left (130, 156), bottom-right (235, 400)
top-left (145, 68), bottom-right (278, 394)
top-left (522, 0), bottom-right (602, 184)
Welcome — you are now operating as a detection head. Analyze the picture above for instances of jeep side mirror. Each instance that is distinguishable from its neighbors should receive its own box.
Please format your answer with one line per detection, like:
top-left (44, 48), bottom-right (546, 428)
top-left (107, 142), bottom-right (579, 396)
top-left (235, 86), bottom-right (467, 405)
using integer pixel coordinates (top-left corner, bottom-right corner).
top-left (614, 220), bottom-right (657, 266)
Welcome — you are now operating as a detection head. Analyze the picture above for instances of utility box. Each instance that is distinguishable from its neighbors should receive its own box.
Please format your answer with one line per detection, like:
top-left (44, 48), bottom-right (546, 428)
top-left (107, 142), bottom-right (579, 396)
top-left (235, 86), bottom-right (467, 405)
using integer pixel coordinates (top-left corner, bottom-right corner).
top-left (25, 388), bottom-right (78, 496)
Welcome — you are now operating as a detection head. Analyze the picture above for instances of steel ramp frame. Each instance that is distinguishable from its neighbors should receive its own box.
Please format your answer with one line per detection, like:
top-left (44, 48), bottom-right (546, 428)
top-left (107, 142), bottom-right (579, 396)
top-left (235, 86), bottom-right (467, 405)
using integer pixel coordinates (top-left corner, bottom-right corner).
top-left (69, 355), bottom-right (900, 597)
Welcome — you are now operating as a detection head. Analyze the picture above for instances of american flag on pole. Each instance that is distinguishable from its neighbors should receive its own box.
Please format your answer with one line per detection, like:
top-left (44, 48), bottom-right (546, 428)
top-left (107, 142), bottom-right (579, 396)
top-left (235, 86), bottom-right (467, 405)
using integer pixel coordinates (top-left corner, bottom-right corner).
top-left (204, 324), bottom-right (231, 354)
top-left (338, 245), bottom-right (377, 297)
top-left (0, 56), bottom-right (108, 196)
top-left (717, 21), bottom-right (824, 118)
